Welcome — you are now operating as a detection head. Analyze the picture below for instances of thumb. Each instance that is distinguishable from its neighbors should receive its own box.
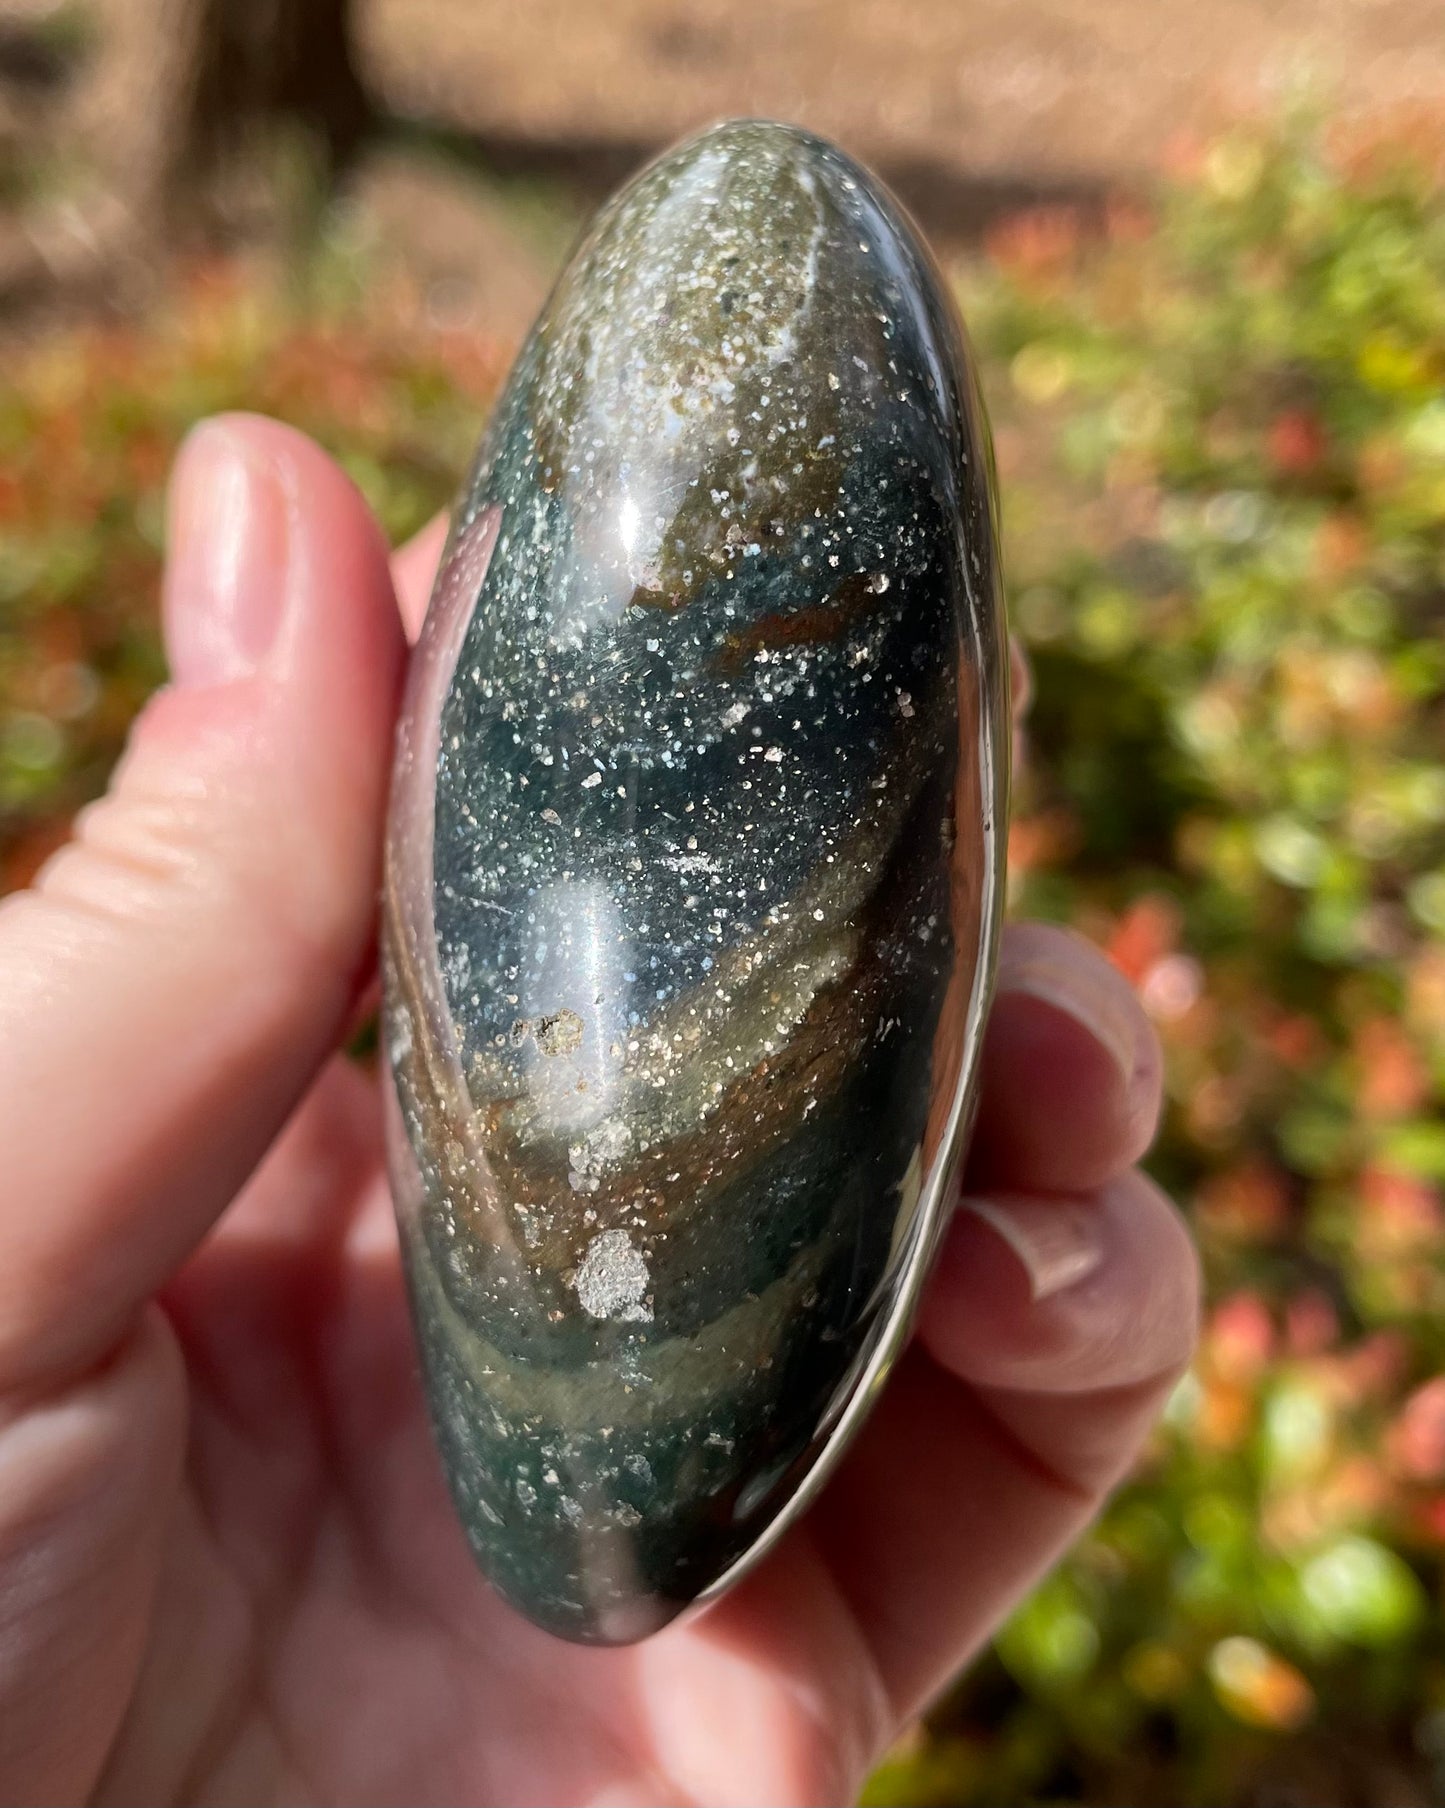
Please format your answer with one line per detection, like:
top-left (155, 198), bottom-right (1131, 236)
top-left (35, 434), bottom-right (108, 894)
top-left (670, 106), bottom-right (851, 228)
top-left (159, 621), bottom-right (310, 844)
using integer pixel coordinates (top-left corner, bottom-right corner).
top-left (0, 414), bottom-right (405, 1390)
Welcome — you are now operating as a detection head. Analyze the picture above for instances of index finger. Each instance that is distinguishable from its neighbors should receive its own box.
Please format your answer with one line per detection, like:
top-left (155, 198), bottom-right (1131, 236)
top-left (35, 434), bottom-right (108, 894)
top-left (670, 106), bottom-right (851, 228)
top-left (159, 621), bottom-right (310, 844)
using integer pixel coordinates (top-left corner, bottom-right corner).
top-left (0, 419), bottom-right (404, 1389)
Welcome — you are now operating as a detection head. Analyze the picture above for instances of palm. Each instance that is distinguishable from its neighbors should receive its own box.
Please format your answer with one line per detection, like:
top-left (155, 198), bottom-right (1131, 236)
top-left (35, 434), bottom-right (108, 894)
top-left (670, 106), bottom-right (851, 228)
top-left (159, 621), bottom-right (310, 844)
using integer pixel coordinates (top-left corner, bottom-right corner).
top-left (90, 1060), bottom-right (867, 1805)
top-left (0, 418), bottom-right (1194, 1808)
top-left (101, 1064), bottom-right (714, 1805)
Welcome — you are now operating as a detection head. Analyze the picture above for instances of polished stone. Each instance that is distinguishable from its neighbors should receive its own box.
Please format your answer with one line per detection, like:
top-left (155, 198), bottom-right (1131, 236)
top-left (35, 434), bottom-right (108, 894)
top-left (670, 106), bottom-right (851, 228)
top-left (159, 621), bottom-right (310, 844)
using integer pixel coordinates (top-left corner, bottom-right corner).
top-left (382, 118), bottom-right (1009, 1644)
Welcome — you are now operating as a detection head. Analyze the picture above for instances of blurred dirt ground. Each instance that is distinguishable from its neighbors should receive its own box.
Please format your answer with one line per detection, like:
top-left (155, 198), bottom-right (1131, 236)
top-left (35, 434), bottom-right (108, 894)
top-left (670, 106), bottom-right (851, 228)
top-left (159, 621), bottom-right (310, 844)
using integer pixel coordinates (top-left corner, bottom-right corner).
top-left (359, 0), bottom-right (1445, 337)
top-left (362, 0), bottom-right (1445, 190)
top-left (4, 0), bottom-right (1445, 349)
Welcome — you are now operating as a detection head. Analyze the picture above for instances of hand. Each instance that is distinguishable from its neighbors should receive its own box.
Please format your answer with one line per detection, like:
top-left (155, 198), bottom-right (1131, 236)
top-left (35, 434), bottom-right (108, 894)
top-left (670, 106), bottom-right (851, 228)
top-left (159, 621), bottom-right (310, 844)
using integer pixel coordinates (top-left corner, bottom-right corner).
top-left (0, 416), bottom-right (1198, 1807)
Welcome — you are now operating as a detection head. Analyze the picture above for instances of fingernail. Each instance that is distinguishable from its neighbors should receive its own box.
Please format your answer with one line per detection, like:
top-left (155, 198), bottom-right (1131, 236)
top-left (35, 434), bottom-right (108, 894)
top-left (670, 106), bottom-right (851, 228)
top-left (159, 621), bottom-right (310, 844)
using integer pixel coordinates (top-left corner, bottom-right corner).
top-left (958, 1194), bottom-right (1105, 1300)
top-left (996, 931), bottom-right (1146, 1101)
top-left (164, 418), bottom-right (292, 685)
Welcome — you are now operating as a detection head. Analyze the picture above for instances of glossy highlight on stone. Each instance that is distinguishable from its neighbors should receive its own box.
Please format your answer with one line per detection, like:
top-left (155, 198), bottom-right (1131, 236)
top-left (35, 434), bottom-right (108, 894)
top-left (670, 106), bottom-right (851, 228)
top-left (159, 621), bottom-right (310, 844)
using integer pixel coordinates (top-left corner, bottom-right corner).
top-left (382, 119), bottom-right (1009, 1644)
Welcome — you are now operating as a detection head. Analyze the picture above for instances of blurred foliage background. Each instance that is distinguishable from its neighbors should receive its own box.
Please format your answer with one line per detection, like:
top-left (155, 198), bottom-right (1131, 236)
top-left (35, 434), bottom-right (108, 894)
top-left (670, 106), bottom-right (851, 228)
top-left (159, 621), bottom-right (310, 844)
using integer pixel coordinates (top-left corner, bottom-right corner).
top-left (2, 2), bottom-right (1444, 1801)
top-left (871, 112), bottom-right (1445, 1808)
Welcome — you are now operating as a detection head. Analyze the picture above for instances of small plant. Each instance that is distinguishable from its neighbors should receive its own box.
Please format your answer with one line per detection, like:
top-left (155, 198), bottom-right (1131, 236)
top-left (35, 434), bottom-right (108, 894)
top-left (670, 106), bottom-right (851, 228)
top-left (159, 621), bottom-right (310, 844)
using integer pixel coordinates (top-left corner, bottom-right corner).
top-left (0, 253), bottom-right (502, 886)
top-left (871, 108), bottom-right (1445, 1807)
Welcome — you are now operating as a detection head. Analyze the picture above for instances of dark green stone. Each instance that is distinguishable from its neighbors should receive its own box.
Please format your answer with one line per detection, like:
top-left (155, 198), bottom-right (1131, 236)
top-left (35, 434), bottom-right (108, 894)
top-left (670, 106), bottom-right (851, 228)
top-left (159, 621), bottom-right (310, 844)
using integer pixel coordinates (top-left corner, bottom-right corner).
top-left (382, 119), bottom-right (1008, 1644)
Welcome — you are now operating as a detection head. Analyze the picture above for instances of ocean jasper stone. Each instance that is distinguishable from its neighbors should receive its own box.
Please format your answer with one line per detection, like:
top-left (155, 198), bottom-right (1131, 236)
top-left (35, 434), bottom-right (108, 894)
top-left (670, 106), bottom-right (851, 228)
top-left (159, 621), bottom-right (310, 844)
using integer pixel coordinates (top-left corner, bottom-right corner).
top-left (382, 119), bottom-right (1008, 1644)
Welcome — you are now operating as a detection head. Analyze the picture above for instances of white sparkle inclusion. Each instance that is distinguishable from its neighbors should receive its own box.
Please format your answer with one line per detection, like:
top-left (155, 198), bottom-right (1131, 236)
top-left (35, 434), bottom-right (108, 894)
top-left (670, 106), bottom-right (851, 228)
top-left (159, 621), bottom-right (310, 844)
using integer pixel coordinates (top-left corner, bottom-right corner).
top-left (573, 1229), bottom-right (653, 1323)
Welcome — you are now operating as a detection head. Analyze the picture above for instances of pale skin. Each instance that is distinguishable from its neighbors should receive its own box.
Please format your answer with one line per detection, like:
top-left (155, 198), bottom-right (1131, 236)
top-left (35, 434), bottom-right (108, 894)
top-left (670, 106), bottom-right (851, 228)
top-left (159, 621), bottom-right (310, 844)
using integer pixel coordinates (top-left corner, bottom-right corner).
top-left (0, 415), bottom-right (1199, 1807)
